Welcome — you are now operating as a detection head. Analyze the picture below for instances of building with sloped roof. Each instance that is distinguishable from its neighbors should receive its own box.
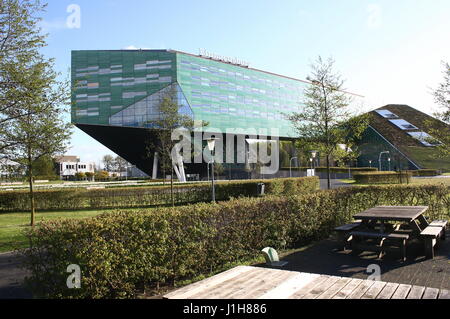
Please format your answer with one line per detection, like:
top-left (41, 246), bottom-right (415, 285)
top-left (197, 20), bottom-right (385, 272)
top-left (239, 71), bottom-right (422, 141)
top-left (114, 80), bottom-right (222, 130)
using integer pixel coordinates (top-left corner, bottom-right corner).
top-left (356, 104), bottom-right (450, 171)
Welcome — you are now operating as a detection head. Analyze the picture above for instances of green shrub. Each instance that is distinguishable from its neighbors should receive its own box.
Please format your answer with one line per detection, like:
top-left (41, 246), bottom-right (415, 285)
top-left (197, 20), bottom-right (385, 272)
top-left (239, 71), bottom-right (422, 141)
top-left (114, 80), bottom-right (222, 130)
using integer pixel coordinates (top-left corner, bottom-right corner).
top-left (22, 184), bottom-right (449, 298)
top-left (281, 167), bottom-right (378, 173)
top-left (408, 169), bottom-right (441, 177)
top-left (353, 171), bottom-right (412, 184)
top-left (0, 177), bottom-right (319, 212)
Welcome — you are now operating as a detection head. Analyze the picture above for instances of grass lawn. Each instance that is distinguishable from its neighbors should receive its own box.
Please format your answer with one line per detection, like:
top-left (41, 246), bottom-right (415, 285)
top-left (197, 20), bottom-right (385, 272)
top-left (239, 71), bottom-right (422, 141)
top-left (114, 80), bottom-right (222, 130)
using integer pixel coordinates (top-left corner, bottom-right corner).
top-left (340, 176), bottom-right (450, 186)
top-left (0, 210), bottom-right (108, 253)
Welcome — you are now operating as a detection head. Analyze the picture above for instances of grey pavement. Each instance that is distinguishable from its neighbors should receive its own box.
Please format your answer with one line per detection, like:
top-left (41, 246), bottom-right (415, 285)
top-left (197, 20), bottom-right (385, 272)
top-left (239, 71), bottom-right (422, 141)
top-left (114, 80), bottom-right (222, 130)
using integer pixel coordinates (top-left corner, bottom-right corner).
top-left (319, 178), bottom-right (353, 190)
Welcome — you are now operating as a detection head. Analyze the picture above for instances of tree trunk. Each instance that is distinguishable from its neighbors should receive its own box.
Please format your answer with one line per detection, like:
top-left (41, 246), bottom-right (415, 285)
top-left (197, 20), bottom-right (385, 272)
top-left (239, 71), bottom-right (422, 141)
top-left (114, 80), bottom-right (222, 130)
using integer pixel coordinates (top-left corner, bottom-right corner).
top-left (326, 154), bottom-right (331, 190)
top-left (28, 162), bottom-right (35, 227)
top-left (171, 165), bottom-right (174, 207)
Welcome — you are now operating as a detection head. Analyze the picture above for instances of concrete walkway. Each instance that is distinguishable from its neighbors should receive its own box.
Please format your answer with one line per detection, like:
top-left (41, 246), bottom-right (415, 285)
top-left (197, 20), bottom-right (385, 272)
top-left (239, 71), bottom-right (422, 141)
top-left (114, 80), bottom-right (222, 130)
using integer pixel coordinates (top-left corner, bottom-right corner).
top-left (319, 179), bottom-right (353, 190)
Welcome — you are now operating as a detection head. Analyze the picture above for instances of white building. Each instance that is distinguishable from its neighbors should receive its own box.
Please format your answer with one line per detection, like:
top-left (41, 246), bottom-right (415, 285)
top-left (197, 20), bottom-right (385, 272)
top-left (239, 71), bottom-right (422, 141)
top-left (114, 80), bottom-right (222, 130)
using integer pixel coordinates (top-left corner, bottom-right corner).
top-left (55, 155), bottom-right (95, 180)
top-left (0, 159), bottom-right (23, 178)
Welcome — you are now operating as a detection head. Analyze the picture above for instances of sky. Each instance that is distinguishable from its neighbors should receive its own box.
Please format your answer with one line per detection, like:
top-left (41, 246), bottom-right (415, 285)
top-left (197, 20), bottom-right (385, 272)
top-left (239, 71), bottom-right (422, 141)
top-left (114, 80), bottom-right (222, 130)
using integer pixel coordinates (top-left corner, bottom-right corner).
top-left (39, 0), bottom-right (450, 165)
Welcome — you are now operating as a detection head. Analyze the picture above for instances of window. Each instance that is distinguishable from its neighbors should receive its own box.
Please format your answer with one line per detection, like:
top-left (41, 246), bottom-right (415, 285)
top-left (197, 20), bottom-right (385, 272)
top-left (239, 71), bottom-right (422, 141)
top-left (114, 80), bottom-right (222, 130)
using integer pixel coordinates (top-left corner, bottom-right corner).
top-left (375, 109), bottom-right (399, 119)
top-left (389, 119), bottom-right (418, 130)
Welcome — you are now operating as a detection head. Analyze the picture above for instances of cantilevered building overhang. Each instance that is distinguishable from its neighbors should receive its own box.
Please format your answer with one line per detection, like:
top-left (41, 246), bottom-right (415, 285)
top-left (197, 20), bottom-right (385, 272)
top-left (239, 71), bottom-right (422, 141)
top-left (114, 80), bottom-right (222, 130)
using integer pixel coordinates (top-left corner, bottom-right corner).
top-left (71, 49), bottom-right (364, 177)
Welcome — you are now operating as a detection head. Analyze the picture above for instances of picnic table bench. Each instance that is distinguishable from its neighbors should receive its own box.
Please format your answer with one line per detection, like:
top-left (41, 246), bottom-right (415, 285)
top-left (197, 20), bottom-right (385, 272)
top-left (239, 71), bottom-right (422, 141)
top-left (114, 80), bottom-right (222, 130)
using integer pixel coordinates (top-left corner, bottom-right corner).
top-left (334, 206), bottom-right (447, 260)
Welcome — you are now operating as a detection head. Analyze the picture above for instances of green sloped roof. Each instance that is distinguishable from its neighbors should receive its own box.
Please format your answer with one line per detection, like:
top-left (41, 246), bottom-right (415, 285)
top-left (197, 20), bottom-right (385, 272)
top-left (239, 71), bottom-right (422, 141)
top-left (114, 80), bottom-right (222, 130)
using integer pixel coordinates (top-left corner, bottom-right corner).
top-left (369, 104), bottom-right (450, 169)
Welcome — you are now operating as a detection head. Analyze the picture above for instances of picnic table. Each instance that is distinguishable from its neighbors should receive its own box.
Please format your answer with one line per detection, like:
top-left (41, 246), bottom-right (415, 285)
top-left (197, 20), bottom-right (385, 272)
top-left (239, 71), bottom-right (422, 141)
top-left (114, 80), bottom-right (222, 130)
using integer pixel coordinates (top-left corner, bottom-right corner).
top-left (334, 206), bottom-right (447, 261)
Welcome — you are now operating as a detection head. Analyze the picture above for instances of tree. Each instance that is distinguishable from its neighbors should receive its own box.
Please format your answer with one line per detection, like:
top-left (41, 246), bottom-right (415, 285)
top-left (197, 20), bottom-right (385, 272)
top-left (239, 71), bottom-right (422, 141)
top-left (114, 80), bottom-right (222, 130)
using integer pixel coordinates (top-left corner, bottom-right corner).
top-left (85, 171), bottom-right (94, 181)
top-left (426, 62), bottom-right (450, 156)
top-left (30, 154), bottom-right (57, 177)
top-left (286, 56), bottom-right (368, 189)
top-left (114, 155), bottom-right (128, 173)
top-left (433, 62), bottom-right (450, 123)
top-left (102, 154), bottom-right (114, 171)
top-left (74, 171), bottom-right (85, 181)
top-left (0, 0), bottom-right (47, 153)
top-left (146, 85), bottom-right (207, 206)
top-left (0, 0), bottom-right (72, 226)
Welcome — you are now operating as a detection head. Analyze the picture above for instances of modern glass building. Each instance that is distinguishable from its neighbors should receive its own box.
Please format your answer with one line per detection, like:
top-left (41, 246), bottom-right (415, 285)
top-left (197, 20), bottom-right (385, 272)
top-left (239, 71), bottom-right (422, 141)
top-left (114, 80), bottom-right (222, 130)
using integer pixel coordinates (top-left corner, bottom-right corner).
top-left (71, 49), bottom-right (363, 178)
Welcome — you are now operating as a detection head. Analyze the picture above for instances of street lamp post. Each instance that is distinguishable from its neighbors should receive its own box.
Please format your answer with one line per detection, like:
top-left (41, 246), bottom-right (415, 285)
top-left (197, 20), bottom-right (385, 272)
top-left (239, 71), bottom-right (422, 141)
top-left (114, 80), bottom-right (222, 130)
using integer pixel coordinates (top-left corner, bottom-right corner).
top-left (378, 151), bottom-right (390, 171)
top-left (369, 160), bottom-right (372, 168)
top-left (309, 158), bottom-right (313, 169)
top-left (388, 158), bottom-right (391, 171)
top-left (206, 138), bottom-right (219, 202)
top-left (289, 157), bottom-right (298, 178)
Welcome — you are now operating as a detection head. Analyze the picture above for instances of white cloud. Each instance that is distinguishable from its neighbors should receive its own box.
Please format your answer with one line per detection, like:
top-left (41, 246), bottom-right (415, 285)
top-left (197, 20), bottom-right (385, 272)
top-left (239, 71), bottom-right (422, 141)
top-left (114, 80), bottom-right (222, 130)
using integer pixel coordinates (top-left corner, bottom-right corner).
top-left (122, 45), bottom-right (153, 50)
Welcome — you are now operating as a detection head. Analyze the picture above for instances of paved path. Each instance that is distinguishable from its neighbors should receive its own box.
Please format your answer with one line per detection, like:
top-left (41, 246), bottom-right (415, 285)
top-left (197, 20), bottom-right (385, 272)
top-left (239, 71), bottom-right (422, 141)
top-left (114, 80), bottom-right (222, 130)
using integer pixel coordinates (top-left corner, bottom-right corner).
top-left (319, 179), bottom-right (353, 190)
top-left (277, 232), bottom-right (450, 290)
top-left (0, 251), bottom-right (31, 299)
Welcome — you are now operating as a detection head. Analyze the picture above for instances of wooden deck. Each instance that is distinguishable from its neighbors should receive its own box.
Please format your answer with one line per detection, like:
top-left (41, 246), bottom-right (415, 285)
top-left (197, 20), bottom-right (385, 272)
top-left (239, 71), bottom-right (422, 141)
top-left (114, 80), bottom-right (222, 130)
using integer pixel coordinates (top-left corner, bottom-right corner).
top-left (164, 266), bottom-right (450, 299)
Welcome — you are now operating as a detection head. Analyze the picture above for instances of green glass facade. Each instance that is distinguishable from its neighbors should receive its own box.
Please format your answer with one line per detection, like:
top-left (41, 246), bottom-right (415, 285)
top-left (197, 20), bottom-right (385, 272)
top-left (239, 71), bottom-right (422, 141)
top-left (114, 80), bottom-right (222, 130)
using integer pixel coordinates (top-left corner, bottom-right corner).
top-left (356, 126), bottom-right (420, 170)
top-left (71, 49), bottom-right (311, 137)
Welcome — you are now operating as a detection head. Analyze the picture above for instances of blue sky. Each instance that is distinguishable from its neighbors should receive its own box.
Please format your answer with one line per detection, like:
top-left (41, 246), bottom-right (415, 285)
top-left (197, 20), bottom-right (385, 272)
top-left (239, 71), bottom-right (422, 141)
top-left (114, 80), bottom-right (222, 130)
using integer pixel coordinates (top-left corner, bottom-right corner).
top-left (39, 0), bottom-right (450, 165)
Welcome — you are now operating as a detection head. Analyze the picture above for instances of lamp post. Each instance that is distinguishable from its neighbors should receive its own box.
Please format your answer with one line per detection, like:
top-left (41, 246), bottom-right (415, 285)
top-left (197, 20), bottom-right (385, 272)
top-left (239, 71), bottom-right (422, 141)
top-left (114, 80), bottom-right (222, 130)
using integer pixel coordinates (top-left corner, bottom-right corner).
top-left (388, 158), bottom-right (391, 171)
top-left (206, 138), bottom-right (219, 202)
top-left (369, 160), bottom-right (372, 168)
top-left (378, 151), bottom-right (390, 171)
top-left (289, 157), bottom-right (298, 178)
top-left (311, 150), bottom-right (318, 168)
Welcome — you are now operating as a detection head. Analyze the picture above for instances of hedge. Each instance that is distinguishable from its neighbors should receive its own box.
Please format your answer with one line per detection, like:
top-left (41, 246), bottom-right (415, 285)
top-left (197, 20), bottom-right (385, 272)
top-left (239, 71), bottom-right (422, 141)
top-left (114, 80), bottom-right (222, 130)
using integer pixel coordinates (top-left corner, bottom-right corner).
top-left (352, 171), bottom-right (412, 184)
top-left (0, 177), bottom-right (319, 212)
top-left (281, 167), bottom-right (378, 174)
top-left (408, 169), bottom-right (441, 177)
top-left (22, 184), bottom-right (450, 298)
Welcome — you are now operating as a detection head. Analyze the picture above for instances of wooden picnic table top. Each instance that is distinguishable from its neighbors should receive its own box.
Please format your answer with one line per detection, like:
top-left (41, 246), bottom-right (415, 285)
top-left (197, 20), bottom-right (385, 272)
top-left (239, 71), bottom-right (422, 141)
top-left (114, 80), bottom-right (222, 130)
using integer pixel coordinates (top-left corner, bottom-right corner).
top-left (353, 206), bottom-right (429, 222)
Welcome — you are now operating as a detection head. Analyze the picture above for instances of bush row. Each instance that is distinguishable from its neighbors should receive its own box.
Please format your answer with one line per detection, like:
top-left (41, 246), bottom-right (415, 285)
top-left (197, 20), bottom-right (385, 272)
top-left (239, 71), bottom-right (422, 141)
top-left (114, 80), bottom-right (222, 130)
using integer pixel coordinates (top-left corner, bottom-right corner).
top-left (281, 167), bottom-right (378, 173)
top-left (22, 184), bottom-right (450, 298)
top-left (407, 169), bottom-right (441, 177)
top-left (0, 177), bottom-right (319, 212)
top-left (352, 171), bottom-right (413, 184)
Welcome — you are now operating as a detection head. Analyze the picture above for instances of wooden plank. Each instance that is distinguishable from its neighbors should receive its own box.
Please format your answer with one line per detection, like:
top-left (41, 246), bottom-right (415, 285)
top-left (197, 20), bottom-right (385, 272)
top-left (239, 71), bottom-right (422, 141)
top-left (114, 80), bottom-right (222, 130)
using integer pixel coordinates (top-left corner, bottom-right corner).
top-left (347, 280), bottom-right (375, 299)
top-left (421, 227), bottom-right (442, 237)
top-left (258, 272), bottom-right (319, 299)
top-left (231, 269), bottom-right (298, 299)
top-left (316, 277), bottom-right (352, 299)
top-left (164, 265), bottom-right (253, 299)
top-left (376, 282), bottom-right (400, 299)
top-left (422, 287), bottom-right (439, 299)
top-left (192, 267), bottom-right (273, 299)
top-left (407, 285), bottom-right (426, 299)
top-left (332, 278), bottom-right (364, 299)
top-left (391, 284), bottom-right (412, 299)
top-left (289, 275), bottom-right (331, 299)
top-left (361, 280), bottom-right (387, 299)
top-left (429, 220), bottom-right (448, 227)
top-left (438, 289), bottom-right (450, 299)
top-left (299, 276), bottom-right (341, 299)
